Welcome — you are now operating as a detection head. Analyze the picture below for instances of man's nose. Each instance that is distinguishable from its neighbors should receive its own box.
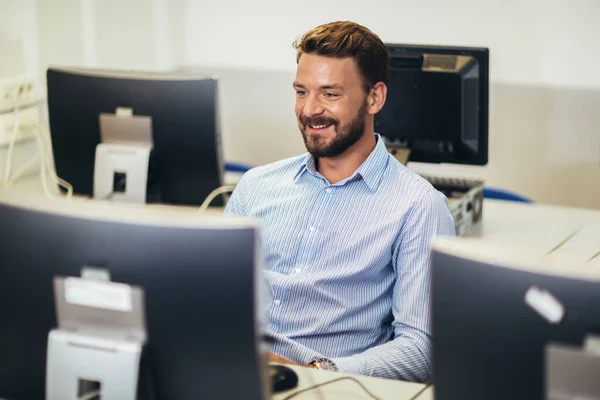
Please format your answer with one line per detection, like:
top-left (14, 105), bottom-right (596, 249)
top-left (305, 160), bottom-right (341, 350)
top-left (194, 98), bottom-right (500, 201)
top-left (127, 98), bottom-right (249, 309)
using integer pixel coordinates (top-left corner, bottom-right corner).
top-left (302, 95), bottom-right (324, 117)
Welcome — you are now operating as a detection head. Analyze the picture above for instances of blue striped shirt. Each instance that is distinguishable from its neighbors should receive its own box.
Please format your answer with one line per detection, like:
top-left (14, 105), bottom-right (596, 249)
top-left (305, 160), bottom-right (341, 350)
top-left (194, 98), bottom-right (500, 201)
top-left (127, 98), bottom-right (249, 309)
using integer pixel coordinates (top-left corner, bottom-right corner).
top-left (224, 135), bottom-right (455, 382)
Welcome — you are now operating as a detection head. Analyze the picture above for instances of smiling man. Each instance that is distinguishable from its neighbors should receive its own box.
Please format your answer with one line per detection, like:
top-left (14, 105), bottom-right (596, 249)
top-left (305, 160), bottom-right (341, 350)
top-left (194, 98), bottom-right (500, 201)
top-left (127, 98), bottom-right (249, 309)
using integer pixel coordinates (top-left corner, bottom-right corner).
top-left (224, 21), bottom-right (455, 382)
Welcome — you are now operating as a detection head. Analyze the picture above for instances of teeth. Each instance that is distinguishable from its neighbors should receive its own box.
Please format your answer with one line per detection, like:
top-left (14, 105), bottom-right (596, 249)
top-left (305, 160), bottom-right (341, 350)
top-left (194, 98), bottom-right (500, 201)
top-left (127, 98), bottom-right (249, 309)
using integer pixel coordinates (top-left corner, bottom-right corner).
top-left (311, 125), bottom-right (328, 129)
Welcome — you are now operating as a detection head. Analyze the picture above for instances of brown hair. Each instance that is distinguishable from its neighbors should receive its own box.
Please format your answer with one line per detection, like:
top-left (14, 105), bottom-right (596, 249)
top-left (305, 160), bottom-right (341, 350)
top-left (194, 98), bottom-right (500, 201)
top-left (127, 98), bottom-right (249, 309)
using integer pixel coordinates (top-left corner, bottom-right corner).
top-left (293, 21), bottom-right (390, 92)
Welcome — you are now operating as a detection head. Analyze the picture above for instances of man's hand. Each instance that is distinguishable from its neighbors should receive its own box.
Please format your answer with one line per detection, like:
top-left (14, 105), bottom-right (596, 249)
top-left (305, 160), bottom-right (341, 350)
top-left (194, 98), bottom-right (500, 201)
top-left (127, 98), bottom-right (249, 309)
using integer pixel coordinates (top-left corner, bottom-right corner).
top-left (268, 352), bottom-right (297, 365)
top-left (268, 352), bottom-right (317, 369)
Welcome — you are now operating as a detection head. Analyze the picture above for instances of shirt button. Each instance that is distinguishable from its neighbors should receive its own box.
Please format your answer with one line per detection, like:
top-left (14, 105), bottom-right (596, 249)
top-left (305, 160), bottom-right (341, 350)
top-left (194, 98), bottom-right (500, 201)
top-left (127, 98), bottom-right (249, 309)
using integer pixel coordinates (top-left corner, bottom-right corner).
top-left (295, 268), bottom-right (302, 274)
top-left (325, 188), bottom-right (333, 194)
top-left (274, 299), bottom-right (281, 306)
top-left (309, 226), bottom-right (316, 232)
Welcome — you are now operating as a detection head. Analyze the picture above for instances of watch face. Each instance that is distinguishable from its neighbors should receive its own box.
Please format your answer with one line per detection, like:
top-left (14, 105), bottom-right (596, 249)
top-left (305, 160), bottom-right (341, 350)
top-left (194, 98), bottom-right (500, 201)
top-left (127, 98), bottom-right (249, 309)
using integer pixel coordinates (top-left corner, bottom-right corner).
top-left (317, 358), bottom-right (340, 372)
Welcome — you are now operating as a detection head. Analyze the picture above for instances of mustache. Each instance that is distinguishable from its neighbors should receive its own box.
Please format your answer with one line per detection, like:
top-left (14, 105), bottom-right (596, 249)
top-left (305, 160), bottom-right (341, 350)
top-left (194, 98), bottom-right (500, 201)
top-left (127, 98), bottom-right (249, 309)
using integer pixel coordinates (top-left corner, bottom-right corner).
top-left (299, 114), bottom-right (339, 128)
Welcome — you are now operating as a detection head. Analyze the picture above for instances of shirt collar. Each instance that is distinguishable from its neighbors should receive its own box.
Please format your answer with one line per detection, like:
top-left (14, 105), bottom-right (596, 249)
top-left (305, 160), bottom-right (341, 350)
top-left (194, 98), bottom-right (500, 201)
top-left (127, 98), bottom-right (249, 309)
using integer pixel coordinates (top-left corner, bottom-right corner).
top-left (292, 153), bottom-right (313, 182)
top-left (293, 134), bottom-right (390, 192)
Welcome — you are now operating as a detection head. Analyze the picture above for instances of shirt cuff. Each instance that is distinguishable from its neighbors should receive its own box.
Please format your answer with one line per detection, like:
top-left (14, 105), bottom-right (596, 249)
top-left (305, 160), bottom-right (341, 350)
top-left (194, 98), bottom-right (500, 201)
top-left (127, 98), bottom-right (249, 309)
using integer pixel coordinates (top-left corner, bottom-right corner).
top-left (330, 355), bottom-right (364, 376)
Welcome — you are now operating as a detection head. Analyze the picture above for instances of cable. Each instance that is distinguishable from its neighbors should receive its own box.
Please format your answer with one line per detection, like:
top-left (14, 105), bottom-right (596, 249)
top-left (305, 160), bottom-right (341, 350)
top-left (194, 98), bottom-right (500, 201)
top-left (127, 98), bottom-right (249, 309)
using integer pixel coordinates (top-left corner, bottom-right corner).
top-left (6, 154), bottom-right (39, 185)
top-left (78, 390), bottom-right (100, 400)
top-left (281, 376), bottom-right (383, 400)
top-left (0, 102), bottom-right (73, 199)
top-left (0, 86), bottom-right (73, 198)
top-left (408, 383), bottom-right (433, 400)
top-left (3, 86), bottom-right (21, 187)
top-left (198, 184), bottom-right (236, 212)
top-left (102, 191), bottom-right (115, 201)
top-left (33, 123), bottom-right (73, 199)
top-left (31, 121), bottom-right (54, 198)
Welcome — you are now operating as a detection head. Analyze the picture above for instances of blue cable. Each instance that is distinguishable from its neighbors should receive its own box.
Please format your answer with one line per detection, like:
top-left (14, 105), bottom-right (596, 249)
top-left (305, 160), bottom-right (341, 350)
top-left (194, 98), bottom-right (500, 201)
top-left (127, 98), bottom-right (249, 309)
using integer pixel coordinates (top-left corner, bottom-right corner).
top-left (224, 162), bottom-right (534, 204)
top-left (224, 161), bottom-right (252, 173)
top-left (483, 187), bottom-right (534, 203)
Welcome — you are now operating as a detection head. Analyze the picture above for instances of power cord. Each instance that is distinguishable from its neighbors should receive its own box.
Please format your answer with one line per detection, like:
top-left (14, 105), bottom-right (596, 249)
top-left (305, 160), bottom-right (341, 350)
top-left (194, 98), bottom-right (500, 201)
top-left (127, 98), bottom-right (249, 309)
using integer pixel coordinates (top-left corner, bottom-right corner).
top-left (281, 376), bottom-right (383, 400)
top-left (1, 93), bottom-right (73, 200)
top-left (409, 383), bottom-right (433, 400)
top-left (78, 390), bottom-right (100, 400)
top-left (102, 191), bottom-right (116, 201)
top-left (6, 154), bottom-right (39, 184)
top-left (3, 86), bottom-right (21, 187)
top-left (198, 184), bottom-right (236, 212)
top-left (32, 123), bottom-right (73, 199)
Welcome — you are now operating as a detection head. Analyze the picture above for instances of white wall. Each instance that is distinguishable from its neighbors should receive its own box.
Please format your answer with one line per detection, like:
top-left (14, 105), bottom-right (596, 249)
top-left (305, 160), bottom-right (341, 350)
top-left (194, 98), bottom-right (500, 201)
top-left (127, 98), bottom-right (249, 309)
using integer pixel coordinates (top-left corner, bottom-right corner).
top-left (0, 0), bottom-right (40, 183)
top-left (1, 0), bottom-right (186, 80)
top-left (185, 0), bottom-right (600, 89)
top-left (183, 0), bottom-right (600, 209)
top-left (0, 0), bottom-right (186, 184)
top-left (1, 0), bottom-right (599, 208)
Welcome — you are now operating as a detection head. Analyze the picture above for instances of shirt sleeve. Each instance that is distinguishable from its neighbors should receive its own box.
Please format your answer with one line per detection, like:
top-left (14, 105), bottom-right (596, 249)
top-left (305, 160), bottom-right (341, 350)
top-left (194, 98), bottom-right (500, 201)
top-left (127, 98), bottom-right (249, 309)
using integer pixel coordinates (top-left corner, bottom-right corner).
top-left (331, 188), bottom-right (456, 382)
top-left (223, 174), bottom-right (249, 216)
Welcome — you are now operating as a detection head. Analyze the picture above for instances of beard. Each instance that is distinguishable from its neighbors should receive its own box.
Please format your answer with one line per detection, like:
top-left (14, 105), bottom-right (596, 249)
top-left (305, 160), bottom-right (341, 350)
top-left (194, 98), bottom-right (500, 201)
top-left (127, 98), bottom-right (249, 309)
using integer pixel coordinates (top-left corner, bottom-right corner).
top-left (299, 100), bottom-right (368, 158)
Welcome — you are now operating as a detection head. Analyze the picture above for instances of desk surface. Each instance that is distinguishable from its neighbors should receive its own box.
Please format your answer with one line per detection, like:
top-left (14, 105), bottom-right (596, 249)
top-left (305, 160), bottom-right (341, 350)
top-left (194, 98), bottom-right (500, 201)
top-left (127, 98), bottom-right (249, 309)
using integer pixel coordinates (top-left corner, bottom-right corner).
top-left (272, 365), bottom-right (426, 400)
top-left (469, 199), bottom-right (600, 263)
top-left (413, 385), bottom-right (434, 400)
top-left (2, 176), bottom-right (600, 400)
top-left (6, 175), bottom-right (600, 254)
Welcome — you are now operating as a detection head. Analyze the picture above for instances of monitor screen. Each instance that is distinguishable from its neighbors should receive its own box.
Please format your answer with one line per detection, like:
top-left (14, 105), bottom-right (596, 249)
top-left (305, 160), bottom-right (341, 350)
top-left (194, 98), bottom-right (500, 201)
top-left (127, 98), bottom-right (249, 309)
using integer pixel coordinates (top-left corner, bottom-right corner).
top-left (0, 194), bottom-right (267, 400)
top-left (47, 67), bottom-right (225, 206)
top-left (376, 44), bottom-right (489, 166)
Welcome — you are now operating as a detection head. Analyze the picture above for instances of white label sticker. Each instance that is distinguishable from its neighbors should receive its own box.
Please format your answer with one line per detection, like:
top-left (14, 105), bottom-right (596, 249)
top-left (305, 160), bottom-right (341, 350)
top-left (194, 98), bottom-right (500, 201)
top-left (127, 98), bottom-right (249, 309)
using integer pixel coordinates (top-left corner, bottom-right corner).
top-left (64, 277), bottom-right (132, 312)
top-left (524, 286), bottom-right (564, 324)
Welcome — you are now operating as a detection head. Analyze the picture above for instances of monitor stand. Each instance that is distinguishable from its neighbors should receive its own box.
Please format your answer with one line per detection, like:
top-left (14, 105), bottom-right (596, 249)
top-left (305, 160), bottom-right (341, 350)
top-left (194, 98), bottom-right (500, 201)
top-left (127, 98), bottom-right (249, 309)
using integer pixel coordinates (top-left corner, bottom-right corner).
top-left (93, 108), bottom-right (154, 204)
top-left (46, 274), bottom-right (147, 400)
top-left (93, 143), bottom-right (152, 204)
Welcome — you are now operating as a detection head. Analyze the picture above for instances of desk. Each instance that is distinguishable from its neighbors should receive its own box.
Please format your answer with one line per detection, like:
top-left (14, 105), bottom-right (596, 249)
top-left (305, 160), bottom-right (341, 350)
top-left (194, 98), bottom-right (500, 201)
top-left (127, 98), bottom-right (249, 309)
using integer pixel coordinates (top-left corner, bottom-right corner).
top-left (469, 199), bottom-right (600, 263)
top-left (272, 365), bottom-right (426, 400)
top-left (2, 176), bottom-right (599, 400)
top-left (6, 175), bottom-right (600, 256)
top-left (412, 385), bottom-right (434, 400)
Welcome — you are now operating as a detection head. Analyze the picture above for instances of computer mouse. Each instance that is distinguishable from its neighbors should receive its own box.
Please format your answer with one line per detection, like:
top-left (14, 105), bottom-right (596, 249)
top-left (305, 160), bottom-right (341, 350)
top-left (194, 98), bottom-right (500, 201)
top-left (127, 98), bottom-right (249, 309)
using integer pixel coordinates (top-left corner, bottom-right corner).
top-left (270, 364), bottom-right (299, 393)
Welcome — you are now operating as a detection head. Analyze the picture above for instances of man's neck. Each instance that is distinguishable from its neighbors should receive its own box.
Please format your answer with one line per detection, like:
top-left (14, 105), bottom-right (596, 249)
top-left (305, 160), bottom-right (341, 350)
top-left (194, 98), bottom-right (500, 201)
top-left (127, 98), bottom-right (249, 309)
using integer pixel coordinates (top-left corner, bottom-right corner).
top-left (316, 132), bottom-right (377, 184)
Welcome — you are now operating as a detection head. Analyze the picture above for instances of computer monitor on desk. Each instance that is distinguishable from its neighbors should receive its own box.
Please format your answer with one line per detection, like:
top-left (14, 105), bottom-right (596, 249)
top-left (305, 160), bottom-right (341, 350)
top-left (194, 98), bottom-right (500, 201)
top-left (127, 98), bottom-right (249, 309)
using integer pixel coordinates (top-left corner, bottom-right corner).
top-left (0, 195), bottom-right (268, 400)
top-left (376, 44), bottom-right (489, 166)
top-left (431, 239), bottom-right (600, 400)
top-left (47, 67), bottom-right (225, 206)
top-left (376, 44), bottom-right (490, 235)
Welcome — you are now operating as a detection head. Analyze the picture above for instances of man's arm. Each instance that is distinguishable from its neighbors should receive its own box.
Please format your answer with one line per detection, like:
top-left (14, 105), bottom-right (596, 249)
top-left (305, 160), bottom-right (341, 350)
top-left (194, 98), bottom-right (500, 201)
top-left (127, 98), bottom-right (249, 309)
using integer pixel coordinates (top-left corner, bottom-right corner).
top-left (329, 188), bottom-right (455, 382)
top-left (223, 175), bottom-right (248, 216)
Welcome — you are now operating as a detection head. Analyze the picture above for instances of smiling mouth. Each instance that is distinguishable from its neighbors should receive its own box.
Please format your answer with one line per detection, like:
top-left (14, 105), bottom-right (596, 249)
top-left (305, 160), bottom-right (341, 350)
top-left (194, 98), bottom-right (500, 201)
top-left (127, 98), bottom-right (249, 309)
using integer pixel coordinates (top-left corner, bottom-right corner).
top-left (307, 124), bottom-right (333, 131)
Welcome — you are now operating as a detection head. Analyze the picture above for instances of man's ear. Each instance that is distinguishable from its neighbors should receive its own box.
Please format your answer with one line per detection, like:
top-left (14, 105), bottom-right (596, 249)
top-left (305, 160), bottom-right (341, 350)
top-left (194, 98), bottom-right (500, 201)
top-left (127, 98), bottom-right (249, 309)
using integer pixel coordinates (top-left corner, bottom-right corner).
top-left (367, 82), bottom-right (387, 115)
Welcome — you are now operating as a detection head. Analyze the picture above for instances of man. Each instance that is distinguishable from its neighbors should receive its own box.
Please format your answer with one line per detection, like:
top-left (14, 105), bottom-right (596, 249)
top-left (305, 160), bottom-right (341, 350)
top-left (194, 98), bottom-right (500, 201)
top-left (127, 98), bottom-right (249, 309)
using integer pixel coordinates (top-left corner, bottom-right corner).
top-left (224, 21), bottom-right (455, 382)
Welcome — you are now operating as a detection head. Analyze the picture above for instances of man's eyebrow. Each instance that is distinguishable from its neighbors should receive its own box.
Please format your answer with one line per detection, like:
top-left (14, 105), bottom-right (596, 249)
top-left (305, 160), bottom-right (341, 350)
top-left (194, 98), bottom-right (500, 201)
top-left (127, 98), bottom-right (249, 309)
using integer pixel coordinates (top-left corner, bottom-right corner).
top-left (292, 82), bottom-right (345, 90)
top-left (320, 84), bottom-right (344, 90)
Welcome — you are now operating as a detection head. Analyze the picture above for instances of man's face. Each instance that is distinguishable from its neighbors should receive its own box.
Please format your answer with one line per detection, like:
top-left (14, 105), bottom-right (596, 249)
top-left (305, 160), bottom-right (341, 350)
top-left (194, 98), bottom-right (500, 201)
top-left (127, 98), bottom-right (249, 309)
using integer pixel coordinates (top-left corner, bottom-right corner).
top-left (294, 54), bottom-right (370, 158)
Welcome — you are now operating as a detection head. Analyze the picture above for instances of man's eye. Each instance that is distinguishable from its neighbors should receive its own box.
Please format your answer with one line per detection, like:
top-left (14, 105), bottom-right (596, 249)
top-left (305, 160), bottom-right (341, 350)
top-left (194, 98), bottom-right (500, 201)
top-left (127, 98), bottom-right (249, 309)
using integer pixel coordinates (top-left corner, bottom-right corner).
top-left (296, 90), bottom-right (306, 96)
top-left (324, 93), bottom-right (340, 98)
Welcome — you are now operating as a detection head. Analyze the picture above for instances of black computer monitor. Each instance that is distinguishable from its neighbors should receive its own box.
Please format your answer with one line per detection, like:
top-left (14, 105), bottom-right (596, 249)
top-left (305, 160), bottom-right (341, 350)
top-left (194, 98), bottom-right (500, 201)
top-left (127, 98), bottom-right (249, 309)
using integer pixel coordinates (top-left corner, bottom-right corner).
top-left (431, 239), bottom-right (600, 400)
top-left (375, 44), bottom-right (489, 165)
top-left (47, 67), bottom-right (225, 206)
top-left (0, 195), bottom-right (268, 400)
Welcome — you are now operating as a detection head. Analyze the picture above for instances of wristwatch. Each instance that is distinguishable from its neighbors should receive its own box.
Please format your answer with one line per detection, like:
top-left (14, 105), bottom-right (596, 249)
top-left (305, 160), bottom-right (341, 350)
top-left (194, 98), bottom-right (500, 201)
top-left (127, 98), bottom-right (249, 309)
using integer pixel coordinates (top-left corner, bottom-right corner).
top-left (308, 357), bottom-right (340, 372)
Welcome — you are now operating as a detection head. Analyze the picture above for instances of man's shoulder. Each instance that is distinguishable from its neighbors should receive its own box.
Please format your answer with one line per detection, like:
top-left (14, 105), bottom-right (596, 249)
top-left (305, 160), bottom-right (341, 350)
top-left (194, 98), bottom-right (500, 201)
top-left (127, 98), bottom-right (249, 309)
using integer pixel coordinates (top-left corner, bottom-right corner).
top-left (240, 154), bottom-right (308, 185)
top-left (383, 159), bottom-right (454, 233)
top-left (384, 158), bottom-right (439, 202)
